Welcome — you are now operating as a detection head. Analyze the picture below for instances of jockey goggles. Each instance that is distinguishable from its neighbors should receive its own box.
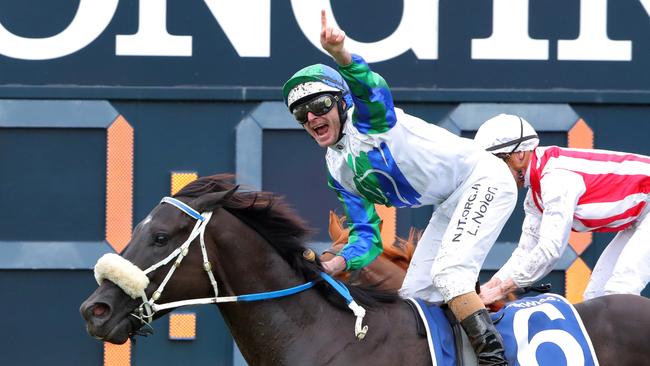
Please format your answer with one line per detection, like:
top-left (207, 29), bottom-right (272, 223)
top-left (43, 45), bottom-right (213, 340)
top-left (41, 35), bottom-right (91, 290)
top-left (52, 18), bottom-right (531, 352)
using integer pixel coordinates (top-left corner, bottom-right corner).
top-left (291, 93), bottom-right (340, 124)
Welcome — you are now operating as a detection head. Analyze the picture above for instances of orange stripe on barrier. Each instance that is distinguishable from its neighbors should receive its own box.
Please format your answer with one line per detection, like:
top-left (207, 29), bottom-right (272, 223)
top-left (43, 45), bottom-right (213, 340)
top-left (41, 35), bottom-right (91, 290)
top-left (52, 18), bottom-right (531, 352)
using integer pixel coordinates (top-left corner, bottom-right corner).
top-left (375, 204), bottom-right (396, 246)
top-left (171, 172), bottom-right (198, 195)
top-left (169, 313), bottom-right (197, 340)
top-left (565, 257), bottom-right (592, 304)
top-left (568, 231), bottom-right (592, 256)
top-left (566, 118), bottom-right (594, 297)
top-left (104, 342), bottom-right (131, 366)
top-left (567, 118), bottom-right (594, 150)
top-left (105, 115), bottom-right (134, 253)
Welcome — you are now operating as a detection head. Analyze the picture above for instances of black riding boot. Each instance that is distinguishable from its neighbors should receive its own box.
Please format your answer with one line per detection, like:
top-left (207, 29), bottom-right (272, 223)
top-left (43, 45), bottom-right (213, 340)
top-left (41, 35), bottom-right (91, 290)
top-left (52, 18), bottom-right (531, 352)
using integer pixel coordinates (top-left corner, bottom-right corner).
top-left (460, 308), bottom-right (508, 366)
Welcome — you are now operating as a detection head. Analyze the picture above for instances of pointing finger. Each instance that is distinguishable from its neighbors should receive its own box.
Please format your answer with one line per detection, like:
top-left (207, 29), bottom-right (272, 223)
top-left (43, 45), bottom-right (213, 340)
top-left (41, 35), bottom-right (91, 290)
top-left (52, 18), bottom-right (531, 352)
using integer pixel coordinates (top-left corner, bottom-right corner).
top-left (321, 9), bottom-right (327, 32)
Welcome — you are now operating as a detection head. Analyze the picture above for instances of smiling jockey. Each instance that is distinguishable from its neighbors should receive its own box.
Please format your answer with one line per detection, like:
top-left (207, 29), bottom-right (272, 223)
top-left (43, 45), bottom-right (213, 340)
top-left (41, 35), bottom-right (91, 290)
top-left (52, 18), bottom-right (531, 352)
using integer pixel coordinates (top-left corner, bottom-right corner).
top-left (474, 113), bottom-right (650, 304)
top-left (282, 11), bottom-right (517, 366)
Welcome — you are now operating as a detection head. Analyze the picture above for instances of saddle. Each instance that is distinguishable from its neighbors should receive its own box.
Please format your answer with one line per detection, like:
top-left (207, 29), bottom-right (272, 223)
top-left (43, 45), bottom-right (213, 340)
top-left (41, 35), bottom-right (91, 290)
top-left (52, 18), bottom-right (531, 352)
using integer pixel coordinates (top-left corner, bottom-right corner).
top-left (404, 294), bottom-right (599, 366)
top-left (404, 283), bottom-right (554, 366)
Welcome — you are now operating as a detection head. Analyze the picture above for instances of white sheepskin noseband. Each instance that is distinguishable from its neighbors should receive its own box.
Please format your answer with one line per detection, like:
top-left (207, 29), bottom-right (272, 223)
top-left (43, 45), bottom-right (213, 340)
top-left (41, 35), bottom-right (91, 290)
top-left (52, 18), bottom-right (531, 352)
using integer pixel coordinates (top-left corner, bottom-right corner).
top-left (94, 253), bottom-right (150, 299)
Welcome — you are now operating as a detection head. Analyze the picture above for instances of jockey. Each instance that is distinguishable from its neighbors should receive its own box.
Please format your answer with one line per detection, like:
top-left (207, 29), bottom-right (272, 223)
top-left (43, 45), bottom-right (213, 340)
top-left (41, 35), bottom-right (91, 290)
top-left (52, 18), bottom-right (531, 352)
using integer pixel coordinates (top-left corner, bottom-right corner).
top-left (282, 11), bottom-right (517, 366)
top-left (474, 113), bottom-right (650, 303)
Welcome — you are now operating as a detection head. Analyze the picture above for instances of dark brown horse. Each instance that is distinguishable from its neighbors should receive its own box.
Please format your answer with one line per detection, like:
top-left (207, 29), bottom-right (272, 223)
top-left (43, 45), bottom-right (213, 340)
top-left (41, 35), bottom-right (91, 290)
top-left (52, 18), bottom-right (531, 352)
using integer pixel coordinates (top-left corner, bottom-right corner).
top-left (80, 175), bottom-right (650, 365)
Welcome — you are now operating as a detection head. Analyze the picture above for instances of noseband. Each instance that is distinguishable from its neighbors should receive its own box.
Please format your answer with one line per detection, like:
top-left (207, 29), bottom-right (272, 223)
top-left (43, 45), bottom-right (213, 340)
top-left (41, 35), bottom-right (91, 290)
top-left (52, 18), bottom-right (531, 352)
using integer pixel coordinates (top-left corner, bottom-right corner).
top-left (94, 196), bottom-right (369, 340)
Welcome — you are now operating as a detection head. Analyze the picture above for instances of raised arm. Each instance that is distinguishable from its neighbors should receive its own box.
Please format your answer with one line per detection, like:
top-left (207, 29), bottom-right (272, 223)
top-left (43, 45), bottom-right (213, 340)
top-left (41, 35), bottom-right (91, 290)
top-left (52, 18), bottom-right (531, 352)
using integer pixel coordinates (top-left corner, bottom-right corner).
top-left (320, 10), bottom-right (396, 134)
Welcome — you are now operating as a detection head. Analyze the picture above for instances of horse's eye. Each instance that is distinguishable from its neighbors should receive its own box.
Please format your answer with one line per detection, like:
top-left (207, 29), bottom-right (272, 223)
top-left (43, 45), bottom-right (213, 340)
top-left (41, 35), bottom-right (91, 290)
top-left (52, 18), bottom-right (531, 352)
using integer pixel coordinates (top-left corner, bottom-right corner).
top-left (153, 233), bottom-right (169, 246)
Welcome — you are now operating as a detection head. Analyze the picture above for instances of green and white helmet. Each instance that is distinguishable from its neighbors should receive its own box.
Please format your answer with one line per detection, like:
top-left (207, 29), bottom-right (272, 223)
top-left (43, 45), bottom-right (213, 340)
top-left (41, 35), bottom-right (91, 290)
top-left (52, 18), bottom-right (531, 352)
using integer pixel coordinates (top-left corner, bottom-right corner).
top-left (282, 64), bottom-right (352, 116)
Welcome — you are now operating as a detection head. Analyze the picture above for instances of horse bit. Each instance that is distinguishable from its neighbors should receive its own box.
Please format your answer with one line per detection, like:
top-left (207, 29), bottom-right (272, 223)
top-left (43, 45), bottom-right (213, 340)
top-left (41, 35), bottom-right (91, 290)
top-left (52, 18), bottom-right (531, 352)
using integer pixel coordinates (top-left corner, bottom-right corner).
top-left (94, 196), bottom-right (369, 340)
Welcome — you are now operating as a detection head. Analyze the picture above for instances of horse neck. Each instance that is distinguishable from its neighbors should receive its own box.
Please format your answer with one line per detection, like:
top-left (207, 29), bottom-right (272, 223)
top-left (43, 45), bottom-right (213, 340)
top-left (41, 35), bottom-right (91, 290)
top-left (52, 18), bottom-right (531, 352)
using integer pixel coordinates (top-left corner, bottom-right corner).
top-left (208, 209), bottom-right (349, 363)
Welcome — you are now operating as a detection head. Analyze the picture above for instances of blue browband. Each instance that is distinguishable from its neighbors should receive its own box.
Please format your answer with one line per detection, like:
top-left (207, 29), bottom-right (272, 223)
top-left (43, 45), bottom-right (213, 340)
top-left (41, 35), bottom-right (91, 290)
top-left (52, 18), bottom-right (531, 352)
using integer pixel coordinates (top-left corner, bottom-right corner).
top-left (161, 197), bottom-right (205, 221)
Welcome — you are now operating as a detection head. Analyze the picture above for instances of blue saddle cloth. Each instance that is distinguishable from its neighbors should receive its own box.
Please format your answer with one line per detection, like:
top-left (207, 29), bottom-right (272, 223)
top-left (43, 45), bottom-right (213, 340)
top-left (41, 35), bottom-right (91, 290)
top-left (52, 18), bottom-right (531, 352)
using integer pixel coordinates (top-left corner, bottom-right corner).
top-left (407, 297), bottom-right (458, 366)
top-left (407, 293), bottom-right (599, 366)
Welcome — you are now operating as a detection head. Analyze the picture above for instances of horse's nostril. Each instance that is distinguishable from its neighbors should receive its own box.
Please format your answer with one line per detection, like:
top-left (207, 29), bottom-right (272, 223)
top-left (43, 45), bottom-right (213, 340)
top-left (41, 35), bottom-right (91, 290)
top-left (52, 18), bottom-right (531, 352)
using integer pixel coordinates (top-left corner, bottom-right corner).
top-left (90, 303), bottom-right (111, 319)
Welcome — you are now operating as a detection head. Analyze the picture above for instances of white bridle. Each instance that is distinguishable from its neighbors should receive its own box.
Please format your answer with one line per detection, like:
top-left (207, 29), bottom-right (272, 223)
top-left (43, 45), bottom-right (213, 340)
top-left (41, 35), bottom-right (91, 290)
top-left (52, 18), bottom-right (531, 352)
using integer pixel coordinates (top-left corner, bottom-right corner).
top-left (95, 197), bottom-right (220, 328)
top-left (94, 196), bottom-right (369, 340)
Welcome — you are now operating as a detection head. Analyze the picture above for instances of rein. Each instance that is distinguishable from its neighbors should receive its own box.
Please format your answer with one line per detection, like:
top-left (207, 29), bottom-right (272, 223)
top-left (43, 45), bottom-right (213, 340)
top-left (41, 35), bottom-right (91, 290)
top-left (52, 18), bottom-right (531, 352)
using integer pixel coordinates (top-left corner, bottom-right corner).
top-left (94, 196), bottom-right (369, 340)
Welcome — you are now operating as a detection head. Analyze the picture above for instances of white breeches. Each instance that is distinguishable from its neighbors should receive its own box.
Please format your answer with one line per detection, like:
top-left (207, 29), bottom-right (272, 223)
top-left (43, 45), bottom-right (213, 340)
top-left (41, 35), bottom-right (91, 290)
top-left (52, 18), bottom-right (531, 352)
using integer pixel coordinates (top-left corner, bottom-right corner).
top-left (399, 154), bottom-right (517, 303)
top-left (583, 205), bottom-right (650, 300)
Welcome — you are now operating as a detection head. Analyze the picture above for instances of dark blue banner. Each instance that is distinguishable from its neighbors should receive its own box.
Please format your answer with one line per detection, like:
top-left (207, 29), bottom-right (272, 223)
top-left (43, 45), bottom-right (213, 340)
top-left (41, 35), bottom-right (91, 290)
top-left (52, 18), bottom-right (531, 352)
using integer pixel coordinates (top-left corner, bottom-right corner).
top-left (0, 0), bottom-right (649, 101)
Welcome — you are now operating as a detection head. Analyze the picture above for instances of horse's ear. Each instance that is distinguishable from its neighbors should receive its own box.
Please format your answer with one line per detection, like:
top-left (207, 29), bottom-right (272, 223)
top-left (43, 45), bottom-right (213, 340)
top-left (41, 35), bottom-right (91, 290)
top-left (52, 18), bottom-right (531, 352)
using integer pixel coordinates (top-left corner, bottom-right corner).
top-left (328, 211), bottom-right (342, 242)
top-left (328, 211), bottom-right (350, 245)
top-left (191, 185), bottom-right (239, 212)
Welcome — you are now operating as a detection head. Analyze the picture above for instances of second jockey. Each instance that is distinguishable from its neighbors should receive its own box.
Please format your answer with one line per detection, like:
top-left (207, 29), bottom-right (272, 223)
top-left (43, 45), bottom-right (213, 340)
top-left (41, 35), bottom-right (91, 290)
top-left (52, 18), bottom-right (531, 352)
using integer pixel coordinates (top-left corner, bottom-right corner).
top-left (475, 113), bottom-right (650, 303)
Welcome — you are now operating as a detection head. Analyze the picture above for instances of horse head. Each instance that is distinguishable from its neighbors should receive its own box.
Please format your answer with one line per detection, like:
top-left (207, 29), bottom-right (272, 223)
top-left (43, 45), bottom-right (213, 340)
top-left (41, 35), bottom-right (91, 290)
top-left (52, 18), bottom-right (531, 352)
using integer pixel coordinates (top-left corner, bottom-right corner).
top-left (80, 176), bottom-right (240, 344)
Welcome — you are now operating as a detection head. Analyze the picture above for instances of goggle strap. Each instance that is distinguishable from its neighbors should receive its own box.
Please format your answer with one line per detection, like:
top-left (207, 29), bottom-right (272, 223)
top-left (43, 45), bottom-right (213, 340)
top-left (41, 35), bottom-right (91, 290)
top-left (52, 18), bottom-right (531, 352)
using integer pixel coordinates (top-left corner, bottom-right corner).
top-left (486, 135), bottom-right (538, 152)
top-left (486, 117), bottom-right (537, 153)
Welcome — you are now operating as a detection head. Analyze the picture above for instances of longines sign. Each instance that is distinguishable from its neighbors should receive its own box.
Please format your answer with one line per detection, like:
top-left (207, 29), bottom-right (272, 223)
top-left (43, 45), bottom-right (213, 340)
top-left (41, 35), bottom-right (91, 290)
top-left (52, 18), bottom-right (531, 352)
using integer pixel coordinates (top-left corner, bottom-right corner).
top-left (1, 0), bottom-right (648, 101)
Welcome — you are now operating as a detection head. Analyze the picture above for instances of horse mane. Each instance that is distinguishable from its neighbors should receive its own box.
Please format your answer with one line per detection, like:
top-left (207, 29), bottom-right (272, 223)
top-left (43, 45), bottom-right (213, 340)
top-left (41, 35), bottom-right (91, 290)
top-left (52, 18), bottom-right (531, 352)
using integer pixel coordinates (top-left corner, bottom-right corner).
top-left (174, 174), bottom-right (397, 308)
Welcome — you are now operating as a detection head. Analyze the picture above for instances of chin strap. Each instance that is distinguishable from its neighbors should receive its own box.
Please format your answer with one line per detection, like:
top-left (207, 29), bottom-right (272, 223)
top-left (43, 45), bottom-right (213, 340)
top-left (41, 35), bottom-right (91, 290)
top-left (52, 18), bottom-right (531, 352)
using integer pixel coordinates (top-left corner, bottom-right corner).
top-left (336, 94), bottom-right (348, 142)
top-left (517, 169), bottom-right (525, 184)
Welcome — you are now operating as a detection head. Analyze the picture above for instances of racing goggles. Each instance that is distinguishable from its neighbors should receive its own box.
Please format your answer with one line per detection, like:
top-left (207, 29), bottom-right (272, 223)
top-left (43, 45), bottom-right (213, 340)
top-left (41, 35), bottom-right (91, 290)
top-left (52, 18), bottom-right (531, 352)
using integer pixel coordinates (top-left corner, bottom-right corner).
top-left (292, 94), bottom-right (340, 124)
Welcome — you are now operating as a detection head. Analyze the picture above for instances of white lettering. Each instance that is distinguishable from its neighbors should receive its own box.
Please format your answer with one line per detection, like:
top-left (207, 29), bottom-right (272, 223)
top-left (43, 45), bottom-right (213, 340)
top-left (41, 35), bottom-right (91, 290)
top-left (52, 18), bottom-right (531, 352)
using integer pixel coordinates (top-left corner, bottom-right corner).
top-left (0, 0), bottom-right (641, 63)
top-left (290, 0), bottom-right (438, 62)
top-left (204, 0), bottom-right (270, 57)
top-left (508, 295), bottom-right (558, 309)
top-left (471, 0), bottom-right (548, 60)
top-left (0, 0), bottom-right (118, 60)
top-left (558, 0), bottom-right (631, 61)
top-left (116, 0), bottom-right (192, 57)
